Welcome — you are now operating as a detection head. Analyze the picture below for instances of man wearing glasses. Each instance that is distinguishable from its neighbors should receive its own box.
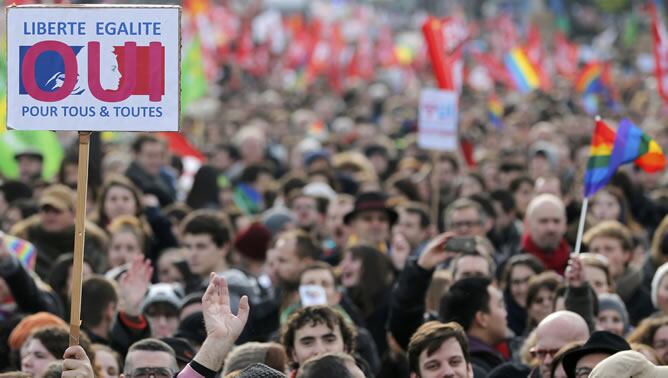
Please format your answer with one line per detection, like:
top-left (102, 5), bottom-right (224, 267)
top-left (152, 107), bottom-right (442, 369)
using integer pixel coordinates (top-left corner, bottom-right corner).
top-left (532, 311), bottom-right (589, 378)
top-left (561, 331), bottom-right (630, 378)
top-left (121, 339), bottom-right (179, 378)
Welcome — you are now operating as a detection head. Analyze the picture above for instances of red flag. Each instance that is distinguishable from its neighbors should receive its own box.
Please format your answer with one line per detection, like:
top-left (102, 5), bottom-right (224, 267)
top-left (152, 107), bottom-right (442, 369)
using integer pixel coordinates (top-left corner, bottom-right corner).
top-left (159, 133), bottom-right (204, 160)
top-left (651, 4), bottom-right (668, 103)
top-left (554, 31), bottom-right (579, 79)
top-left (422, 17), bottom-right (456, 90)
top-left (377, 26), bottom-right (398, 67)
top-left (348, 35), bottom-right (375, 80)
top-left (471, 50), bottom-right (515, 88)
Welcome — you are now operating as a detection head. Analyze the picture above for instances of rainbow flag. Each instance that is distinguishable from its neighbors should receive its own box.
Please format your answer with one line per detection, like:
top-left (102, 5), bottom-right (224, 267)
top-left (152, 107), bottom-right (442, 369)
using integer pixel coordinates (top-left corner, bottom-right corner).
top-left (504, 48), bottom-right (540, 93)
top-left (576, 62), bottom-right (604, 94)
top-left (3, 234), bottom-right (36, 270)
top-left (488, 94), bottom-right (504, 129)
top-left (584, 118), bottom-right (666, 197)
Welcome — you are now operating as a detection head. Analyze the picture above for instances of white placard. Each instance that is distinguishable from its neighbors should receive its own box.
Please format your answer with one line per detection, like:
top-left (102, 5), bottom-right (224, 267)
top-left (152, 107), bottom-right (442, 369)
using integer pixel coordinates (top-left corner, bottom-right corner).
top-left (418, 88), bottom-right (458, 151)
top-left (6, 5), bottom-right (181, 131)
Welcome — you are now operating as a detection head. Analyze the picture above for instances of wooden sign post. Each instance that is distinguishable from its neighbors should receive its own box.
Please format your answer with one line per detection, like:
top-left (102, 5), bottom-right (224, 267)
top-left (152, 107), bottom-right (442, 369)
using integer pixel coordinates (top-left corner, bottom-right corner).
top-left (69, 131), bottom-right (90, 346)
top-left (6, 4), bottom-right (181, 345)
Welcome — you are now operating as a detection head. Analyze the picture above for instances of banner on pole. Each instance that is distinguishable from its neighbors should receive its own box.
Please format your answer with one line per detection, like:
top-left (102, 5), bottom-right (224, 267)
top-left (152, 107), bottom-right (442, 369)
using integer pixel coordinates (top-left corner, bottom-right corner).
top-left (418, 88), bottom-right (458, 151)
top-left (6, 5), bottom-right (181, 131)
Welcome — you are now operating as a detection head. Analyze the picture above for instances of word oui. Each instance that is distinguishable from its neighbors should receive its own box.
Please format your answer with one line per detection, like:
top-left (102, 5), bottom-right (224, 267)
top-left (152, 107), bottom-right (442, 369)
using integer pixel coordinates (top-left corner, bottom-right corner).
top-left (21, 40), bottom-right (164, 102)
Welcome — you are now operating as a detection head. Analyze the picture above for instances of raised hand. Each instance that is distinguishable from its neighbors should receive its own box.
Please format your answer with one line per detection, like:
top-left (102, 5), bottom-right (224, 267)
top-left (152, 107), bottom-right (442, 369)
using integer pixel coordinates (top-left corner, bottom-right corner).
top-left (61, 345), bottom-right (94, 378)
top-left (565, 254), bottom-right (586, 288)
top-left (191, 272), bottom-right (251, 371)
top-left (202, 272), bottom-right (250, 343)
top-left (417, 232), bottom-right (455, 271)
top-left (119, 256), bottom-right (153, 317)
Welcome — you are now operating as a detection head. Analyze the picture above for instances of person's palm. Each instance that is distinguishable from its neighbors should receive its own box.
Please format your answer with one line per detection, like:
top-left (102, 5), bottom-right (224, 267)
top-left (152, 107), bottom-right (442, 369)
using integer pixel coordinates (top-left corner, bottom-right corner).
top-left (119, 258), bottom-right (153, 316)
top-left (202, 273), bottom-right (249, 344)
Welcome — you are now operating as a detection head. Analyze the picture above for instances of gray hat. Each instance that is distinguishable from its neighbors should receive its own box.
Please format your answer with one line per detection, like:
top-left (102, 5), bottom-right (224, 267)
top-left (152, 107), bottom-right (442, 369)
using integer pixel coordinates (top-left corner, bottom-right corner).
top-left (223, 342), bottom-right (272, 375)
top-left (261, 207), bottom-right (296, 235)
top-left (237, 363), bottom-right (286, 378)
top-left (598, 293), bottom-right (630, 334)
top-left (141, 283), bottom-right (184, 314)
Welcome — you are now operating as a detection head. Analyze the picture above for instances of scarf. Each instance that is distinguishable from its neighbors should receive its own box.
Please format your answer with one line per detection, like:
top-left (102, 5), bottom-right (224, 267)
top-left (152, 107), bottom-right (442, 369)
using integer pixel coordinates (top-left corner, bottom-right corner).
top-left (521, 233), bottom-right (570, 274)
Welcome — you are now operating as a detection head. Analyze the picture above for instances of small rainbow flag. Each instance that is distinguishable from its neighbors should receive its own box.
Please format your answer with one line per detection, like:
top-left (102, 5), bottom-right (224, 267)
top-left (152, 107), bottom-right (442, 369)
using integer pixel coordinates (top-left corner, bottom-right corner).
top-left (576, 62), bottom-right (604, 94)
top-left (504, 48), bottom-right (540, 93)
top-left (584, 118), bottom-right (666, 197)
top-left (488, 94), bottom-right (504, 129)
top-left (3, 234), bottom-right (36, 270)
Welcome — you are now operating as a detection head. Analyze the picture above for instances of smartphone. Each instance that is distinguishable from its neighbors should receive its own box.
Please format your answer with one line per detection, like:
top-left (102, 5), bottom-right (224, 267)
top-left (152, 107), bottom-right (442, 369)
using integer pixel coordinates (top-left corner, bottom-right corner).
top-left (299, 285), bottom-right (328, 307)
top-left (444, 237), bottom-right (477, 253)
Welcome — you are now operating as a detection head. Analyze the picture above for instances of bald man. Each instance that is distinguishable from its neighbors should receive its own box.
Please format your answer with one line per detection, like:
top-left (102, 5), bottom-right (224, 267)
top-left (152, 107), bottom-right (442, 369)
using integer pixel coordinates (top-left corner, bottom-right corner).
top-left (521, 193), bottom-right (570, 273)
top-left (533, 311), bottom-right (590, 378)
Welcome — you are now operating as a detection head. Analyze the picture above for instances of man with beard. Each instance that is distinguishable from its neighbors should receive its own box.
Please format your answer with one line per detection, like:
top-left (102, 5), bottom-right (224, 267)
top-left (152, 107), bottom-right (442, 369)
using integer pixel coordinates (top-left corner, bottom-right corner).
top-left (521, 194), bottom-right (570, 274)
top-left (266, 229), bottom-right (321, 310)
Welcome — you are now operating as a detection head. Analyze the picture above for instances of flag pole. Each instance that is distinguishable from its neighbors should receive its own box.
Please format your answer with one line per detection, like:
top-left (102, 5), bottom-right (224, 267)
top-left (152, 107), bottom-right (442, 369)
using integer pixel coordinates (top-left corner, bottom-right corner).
top-left (575, 114), bottom-right (601, 255)
top-left (69, 131), bottom-right (91, 347)
top-left (574, 197), bottom-right (588, 255)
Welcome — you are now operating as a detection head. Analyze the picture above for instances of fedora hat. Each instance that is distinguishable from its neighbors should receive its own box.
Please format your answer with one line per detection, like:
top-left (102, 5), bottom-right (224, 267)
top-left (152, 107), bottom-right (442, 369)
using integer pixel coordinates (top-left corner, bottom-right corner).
top-left (562, 331), bottom-right (630, 378)
top-left (343, 191), bottom-right (398, 225)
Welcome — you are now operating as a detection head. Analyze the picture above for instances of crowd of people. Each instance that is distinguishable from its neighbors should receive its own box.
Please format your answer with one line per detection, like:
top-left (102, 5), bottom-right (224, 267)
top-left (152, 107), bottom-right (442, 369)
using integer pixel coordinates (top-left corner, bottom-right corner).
top-left (3, 0), bottom-right (668, 377)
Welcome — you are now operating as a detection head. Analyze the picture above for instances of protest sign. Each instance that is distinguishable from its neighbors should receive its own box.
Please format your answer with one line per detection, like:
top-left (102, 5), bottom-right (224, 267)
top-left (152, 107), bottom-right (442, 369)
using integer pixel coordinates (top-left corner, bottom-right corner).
top-left (418, 88), bottom-right (458, 151)
top-left (6, 5), bottom-right (180, 131)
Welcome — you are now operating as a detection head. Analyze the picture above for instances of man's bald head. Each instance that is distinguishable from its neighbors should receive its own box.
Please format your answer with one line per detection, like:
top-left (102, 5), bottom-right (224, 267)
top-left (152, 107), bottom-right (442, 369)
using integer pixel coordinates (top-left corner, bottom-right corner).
top-left (525, 194), bottom-right (567, 250)
top-left (535, 311), bottom-right (590, 377)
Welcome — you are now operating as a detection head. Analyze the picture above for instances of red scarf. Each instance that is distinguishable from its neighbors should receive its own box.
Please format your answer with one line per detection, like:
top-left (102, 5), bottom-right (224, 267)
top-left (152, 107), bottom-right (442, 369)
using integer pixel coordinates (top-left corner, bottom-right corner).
top-left (521, 233), bottom-right (570, 274)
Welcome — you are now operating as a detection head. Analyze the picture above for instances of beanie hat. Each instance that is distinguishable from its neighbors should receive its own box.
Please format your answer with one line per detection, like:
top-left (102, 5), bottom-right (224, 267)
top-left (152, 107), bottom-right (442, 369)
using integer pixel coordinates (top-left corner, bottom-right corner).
top-left (234, 222), bottom-right (273, 261)
top-left (141, 283), bottom-right (183, 314)
top-left (223, 342), bottom-right (271, 375)
top-left (652, 262), bottom-right (668, 308)
top-left (8, 312), bottom-right (67, 350)
top-left (237, 363), bottom-right (286, 378)
top-left (261, 207), bottom-right (296, 236)
top-left (175, 311), bottom-right (207, 346)
top-left (598, 293), bottom-right (630, 333)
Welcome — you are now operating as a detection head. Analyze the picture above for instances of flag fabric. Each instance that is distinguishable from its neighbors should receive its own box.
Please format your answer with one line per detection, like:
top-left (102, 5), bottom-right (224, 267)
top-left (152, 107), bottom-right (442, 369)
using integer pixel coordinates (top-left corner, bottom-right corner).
top-left (488, 94), bottom-right (504, 129)
top-left (575, 62), bottom-right (605, 94)
top-left (422, 17), bottom-right (457, 90)
top-left (181, 34), bottom-right (208, 111)
top-left (554, 31), bottom-right (579, 79)
top-left (504, 48), bottom-right (541, 93)
top-left (3, 234), bottom-right (36, 270)
top-left (159, 132), bottom-right (204, 160)
top-left (584, 118), bottom-right (666, 197)
top-left (650, 3), bottom-right (668, 103)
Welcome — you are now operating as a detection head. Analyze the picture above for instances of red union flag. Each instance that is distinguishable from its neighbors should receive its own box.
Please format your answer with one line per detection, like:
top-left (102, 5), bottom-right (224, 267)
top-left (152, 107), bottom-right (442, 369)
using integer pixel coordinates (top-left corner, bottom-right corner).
top-left (441, 16), bottom-right (469, 54)
top-left (422, 16), bottom-right (468, 91)
top-left (651, 5), bottom-right (668, 103)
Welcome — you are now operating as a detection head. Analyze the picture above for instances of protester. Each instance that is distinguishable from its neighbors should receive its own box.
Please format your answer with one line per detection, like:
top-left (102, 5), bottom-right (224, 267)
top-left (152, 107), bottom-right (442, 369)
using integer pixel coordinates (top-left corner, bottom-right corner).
top-left (3, 2), bottom-right (668, 378)
top-left (407, 321), bottom-right (474, 378)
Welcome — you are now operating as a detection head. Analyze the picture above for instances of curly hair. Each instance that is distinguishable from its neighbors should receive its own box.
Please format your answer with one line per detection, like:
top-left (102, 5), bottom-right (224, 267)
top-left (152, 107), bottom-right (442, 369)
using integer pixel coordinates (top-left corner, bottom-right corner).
top-left (280, 306), bottom-right (356, 368)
